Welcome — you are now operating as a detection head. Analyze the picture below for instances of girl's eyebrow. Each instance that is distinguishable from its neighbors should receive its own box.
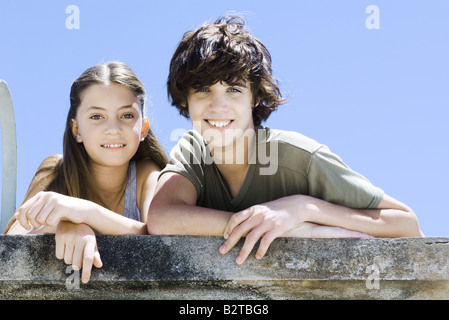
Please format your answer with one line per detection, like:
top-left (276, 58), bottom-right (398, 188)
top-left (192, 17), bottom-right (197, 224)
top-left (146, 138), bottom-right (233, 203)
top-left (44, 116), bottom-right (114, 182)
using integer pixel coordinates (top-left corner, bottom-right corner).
top-left (87, 105), bottom-right (135, 111)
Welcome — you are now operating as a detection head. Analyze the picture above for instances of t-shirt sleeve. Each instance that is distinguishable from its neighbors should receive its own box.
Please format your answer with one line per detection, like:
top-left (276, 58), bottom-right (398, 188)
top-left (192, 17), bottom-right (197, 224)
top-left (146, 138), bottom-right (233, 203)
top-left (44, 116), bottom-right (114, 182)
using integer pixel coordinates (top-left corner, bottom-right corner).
top-left (307, 145), bottom-right (384, 209)
top-left (159, 130), bottom-right (210, 201)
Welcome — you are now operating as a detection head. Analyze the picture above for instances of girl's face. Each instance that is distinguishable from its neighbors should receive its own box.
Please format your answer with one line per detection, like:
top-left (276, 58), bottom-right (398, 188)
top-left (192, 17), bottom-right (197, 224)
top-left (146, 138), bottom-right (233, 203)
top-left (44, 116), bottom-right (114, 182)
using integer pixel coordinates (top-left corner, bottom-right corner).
top-left (71, 83), bottom-right (149, 168)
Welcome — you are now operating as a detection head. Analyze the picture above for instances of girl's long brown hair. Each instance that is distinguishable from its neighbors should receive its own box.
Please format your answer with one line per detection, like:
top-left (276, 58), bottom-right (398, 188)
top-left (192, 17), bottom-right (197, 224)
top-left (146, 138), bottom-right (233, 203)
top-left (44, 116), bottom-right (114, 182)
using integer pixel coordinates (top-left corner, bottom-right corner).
top-left (29, 62), bottom-right (167, 207)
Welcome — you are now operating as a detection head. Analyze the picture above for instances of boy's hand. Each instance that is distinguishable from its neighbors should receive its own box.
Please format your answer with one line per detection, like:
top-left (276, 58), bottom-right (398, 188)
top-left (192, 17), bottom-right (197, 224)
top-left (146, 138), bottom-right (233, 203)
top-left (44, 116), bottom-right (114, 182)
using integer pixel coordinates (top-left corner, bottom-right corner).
top-left (219, 195), bottom-right (372, 265)
top-left (55, 221), bottom-right (102, 284)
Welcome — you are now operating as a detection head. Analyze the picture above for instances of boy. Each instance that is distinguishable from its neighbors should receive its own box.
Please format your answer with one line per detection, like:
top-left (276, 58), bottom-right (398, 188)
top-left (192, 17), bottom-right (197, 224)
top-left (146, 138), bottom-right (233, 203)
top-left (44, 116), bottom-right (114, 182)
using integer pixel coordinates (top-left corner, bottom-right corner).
top-left (148, 15), bottom-right (423, 265)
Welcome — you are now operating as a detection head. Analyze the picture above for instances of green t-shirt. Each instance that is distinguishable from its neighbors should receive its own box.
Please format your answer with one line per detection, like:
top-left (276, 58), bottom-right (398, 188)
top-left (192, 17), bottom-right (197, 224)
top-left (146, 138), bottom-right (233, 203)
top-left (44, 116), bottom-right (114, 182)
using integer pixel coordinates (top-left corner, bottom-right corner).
top-left (160, 126), bottom-right (384, 212)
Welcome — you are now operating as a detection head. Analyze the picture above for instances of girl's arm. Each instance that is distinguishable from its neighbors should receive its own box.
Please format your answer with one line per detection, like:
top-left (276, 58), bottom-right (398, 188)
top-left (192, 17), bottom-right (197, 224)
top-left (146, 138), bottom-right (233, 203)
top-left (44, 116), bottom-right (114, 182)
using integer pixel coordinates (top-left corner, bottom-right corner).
top-left (14, 159), bottom-right (162, 235)
top-left (4, 155), bottom-right (60, 234)
top-left (136, 159), bottom-right (163, 225)
top-left (15, 191), bottom-right (147, 235)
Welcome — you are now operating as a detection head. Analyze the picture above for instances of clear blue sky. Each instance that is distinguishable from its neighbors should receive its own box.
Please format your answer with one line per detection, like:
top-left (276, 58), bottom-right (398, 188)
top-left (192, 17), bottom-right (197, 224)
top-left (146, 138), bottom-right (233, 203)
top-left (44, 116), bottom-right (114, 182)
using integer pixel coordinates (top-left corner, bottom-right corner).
top-left (1, 1), bottom-right (448, 236)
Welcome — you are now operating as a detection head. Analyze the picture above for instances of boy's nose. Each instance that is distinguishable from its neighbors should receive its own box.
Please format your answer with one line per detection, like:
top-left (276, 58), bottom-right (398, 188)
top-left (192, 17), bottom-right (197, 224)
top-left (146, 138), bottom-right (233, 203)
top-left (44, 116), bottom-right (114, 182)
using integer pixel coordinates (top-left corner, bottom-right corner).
top-left (209, 93), bottom-right (228, 112)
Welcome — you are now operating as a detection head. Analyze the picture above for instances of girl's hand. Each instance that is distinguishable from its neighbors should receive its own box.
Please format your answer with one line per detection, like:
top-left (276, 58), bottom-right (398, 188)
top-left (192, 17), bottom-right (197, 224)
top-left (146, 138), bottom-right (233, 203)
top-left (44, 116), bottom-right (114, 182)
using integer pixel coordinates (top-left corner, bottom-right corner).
top-left (55, 221), bottom-right (103, 284)
top-left (219, 195), bottom-right (372, 265)
top-left (15, 191), bottom-right (90, 230)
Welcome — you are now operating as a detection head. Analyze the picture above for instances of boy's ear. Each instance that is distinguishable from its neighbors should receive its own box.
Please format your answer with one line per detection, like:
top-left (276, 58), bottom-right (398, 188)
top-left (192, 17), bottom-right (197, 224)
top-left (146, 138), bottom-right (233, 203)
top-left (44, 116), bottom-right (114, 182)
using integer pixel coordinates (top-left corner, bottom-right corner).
top-left (141, 117), bottom-right (150, 141)
top-left (180, 97), bottom-right (188, 109)
top-left (71, 119), bottom-right (83, 143)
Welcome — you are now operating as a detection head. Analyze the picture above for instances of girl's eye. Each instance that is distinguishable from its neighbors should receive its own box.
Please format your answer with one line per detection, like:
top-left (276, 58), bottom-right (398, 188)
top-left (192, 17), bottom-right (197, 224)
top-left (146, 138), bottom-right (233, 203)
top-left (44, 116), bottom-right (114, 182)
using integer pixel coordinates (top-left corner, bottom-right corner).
top-left (90, 115), bottom-right (103, 120)
top-left (122, 113), bottom-right (135, 119)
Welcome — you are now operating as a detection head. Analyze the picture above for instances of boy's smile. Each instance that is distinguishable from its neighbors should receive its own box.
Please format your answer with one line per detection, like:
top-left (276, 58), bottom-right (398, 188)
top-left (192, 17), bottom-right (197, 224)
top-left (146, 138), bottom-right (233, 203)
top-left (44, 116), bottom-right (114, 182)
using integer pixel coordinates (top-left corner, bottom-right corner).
top-left (187, 81), bottom-right (254, 151)
top-left (205, 119), bottom-right (233, 129)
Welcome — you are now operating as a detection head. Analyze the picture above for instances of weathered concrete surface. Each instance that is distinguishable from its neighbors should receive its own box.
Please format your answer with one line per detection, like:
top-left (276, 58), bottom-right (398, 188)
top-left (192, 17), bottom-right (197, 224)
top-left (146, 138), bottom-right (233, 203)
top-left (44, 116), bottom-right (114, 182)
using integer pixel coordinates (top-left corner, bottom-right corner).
top-left (1, 235), bottom-right (448, 299)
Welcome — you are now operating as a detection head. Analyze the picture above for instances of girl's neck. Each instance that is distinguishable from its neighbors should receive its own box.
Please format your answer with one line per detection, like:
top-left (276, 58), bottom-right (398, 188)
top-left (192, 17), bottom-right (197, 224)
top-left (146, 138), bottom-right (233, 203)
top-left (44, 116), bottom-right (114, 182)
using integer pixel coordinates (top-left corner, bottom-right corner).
top-left (88, 162), bottom-right (129, 209)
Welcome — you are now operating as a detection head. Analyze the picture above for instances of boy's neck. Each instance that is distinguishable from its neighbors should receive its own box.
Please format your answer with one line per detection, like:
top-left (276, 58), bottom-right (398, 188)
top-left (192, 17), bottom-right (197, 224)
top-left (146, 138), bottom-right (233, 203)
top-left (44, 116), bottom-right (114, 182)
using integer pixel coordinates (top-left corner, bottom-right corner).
top-left (210, 127), bottom-right (256, 165)
top-left (211, 128), bottom-right (256, 199)
top-left (216, 162), bottom-right (251, 199)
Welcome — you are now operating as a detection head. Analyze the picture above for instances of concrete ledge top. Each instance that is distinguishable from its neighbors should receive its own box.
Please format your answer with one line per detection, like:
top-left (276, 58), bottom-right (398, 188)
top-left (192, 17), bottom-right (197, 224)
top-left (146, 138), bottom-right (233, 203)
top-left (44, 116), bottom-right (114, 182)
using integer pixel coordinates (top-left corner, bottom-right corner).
top-left (1, 235), bottom-right (449, 299)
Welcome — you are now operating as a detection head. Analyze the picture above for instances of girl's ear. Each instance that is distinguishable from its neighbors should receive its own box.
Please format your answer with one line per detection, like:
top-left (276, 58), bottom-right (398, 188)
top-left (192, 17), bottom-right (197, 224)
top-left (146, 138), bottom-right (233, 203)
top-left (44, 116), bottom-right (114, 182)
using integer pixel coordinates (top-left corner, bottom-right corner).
top-left (71, 119), bottom-right (83, 143)
top-left (141, 117), bottom-right (150, 141)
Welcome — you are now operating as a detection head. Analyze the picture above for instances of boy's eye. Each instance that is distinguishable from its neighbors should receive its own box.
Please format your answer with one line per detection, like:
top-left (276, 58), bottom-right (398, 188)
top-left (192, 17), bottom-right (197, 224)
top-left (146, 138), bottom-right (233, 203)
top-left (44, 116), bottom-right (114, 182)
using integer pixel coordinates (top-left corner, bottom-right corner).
top-left (228, 87), bottom-right (242, 93)
top-left (194, 87), bottom-right (209, 93)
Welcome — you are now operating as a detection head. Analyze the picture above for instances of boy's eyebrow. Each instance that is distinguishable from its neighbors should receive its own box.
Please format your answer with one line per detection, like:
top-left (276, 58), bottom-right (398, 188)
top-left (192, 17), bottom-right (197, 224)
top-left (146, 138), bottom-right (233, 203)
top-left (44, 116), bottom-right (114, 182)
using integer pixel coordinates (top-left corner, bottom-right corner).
top-left (225, 80), bottom-right (247, 87)
top-left (189, 80), bottom-right (248, 90)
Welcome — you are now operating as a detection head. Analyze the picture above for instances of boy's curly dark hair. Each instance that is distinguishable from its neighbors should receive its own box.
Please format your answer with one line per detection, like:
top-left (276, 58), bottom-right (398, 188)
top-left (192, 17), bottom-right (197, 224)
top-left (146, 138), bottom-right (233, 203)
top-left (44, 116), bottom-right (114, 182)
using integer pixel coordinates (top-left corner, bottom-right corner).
top-left (167, 14), bottom-right (286, 126)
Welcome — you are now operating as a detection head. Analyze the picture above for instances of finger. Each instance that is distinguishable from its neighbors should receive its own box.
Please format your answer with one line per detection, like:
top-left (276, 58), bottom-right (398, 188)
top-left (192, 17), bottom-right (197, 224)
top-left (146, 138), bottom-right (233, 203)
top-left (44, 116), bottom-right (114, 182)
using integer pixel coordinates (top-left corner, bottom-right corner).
top-left (26, 196), bottom-right (48, 229)
top-left (55, 233), bottom-right (65, 260)
top-left (255, 230), bottom-right (278, 260)
top-left (219, 216), bottom-right (257, 255)
top-left (235, 225), bottom-right (269, 265)
top-left (63, 242), bottom-right (75, 265)
top-left (14, 210), bottom-right (29, 229)
top-left (35, 203), bottom-right (55, 226)
top-left (16, 197), bottom-right (39, 230)
top-left (223, 209), bottom-right (251, 239)
top-left (71, 241), bottom-right (84, 270)
top-left (93, 247), bottom-right (103, 269)
top-left (45, 209), bottom-right (62, 227)
top-left (81, 241), bottom-right (97, 284)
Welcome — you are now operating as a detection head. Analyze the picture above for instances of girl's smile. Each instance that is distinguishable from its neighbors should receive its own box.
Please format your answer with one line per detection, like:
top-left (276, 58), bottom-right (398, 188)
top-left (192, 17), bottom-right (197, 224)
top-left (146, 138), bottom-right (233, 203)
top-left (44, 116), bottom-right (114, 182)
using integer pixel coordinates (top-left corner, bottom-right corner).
top-left (71, 83), bottom-right (148, 167)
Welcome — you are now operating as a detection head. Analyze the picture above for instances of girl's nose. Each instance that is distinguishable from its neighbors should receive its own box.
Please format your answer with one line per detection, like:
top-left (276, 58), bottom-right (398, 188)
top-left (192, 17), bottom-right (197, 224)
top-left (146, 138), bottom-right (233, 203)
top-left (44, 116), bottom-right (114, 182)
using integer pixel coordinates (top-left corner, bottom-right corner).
top-left (104, 119), bottom-right (121, 135)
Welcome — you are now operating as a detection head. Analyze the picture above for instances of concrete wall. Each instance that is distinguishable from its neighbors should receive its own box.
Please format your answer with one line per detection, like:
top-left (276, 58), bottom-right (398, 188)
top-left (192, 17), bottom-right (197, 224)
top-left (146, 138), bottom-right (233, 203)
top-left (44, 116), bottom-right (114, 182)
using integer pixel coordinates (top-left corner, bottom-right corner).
top-left (1, 235), bottom-right (448, 300)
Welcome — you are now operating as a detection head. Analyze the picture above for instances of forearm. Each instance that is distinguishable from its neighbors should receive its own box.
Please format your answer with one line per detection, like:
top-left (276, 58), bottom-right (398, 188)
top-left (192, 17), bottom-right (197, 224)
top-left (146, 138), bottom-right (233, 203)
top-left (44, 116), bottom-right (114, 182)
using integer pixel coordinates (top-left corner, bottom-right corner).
top-left (147, 202), bottom-right (233, 236)
top-left (298, 194), bottom-right (423, 238)
top-left (84, 205), bottom-right (147, 235)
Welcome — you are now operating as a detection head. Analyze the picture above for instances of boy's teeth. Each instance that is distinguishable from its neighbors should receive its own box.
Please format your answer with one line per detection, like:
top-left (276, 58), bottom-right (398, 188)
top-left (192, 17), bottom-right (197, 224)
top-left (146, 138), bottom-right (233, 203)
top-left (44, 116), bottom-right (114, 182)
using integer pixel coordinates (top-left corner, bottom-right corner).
top-left (208, 120), bottom-right (231, 128)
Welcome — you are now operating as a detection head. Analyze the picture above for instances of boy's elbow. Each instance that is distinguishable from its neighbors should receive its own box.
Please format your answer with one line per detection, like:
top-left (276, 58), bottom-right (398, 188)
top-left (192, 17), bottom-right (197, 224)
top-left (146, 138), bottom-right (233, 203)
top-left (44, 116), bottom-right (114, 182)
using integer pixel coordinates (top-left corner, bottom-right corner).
top-left (411, 215), bottom-right (424, 237)
top-left (401, 208), bottom-right (424, 237)
top-left (147, 201), bottom-right (171, 235)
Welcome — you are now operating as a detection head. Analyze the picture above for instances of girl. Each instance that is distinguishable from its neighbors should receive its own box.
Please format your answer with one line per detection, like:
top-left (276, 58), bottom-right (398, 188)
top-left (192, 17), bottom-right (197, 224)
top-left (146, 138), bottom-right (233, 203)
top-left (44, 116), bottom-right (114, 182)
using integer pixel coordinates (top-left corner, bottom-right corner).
top-left (5, 62), bottom-right (168, 282)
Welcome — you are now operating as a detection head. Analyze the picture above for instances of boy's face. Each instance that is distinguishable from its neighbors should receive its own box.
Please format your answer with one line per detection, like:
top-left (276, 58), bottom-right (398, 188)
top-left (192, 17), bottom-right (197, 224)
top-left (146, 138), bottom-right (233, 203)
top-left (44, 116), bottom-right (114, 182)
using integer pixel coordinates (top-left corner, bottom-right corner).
top-left (186, 80), bottom-right (255, 150)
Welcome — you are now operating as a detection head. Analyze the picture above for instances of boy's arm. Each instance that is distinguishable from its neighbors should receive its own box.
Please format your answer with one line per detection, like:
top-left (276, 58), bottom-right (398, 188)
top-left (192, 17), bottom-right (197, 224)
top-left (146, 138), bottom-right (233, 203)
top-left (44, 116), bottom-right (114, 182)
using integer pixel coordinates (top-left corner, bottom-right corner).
top-left (147, 172), bottom-right (233, 235)
top-left (297, 193), bottom-right (423, 238)
top-left (147, 172), bottom-right (377, 264)
top-left (222, 193), bottom-right (423, 264)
